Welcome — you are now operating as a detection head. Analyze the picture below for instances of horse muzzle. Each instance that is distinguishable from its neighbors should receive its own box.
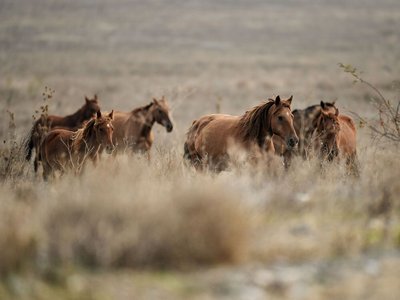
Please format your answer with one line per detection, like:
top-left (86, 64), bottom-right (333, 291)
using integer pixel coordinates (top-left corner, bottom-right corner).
top-left (166, 123), bottom-right (173, 132)
top-left (286, 136), bottom-right (299, 150)
top-left (105, 145), bottom-right (115, 154)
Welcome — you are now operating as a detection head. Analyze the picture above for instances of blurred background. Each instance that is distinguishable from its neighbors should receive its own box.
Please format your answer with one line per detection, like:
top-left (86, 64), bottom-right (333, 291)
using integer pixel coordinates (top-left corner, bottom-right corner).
top-left (1, 0), bottom-right (399, 139)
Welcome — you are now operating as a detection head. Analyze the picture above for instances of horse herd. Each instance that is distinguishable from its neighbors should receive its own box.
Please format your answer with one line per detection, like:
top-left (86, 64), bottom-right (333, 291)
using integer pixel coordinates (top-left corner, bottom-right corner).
top-left (25, 94), bottom-right (358, 179)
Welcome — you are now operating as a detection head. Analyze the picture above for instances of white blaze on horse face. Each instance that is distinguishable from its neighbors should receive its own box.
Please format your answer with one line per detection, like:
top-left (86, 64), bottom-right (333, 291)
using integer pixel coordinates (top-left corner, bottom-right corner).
top-left (107, 124), bottom-right (110, 128)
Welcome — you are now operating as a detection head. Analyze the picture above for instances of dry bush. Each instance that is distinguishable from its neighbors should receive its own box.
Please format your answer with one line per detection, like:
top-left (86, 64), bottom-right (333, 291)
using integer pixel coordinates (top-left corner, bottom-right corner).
top-left (0, 111), bottom-right (29, 182)
top-left (0, 154), bottom-right (252, 273)
top-left (0, 187), bottom-right (38, 276)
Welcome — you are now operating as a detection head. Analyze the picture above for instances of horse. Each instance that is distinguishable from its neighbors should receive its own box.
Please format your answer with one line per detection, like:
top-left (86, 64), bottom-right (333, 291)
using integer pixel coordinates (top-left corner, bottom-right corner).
top-left (39, 110), bottom-right (114, 180)
top-left (273, 100), bottom-right (338, 167)
top-left (312, 108), bottom-right (358, 175)
top-left (111, 96), bottom-right (173, 157)
top-left (25, 95), bottom-right (101, 172)
top-left (184, 96), bottom-right (299, 171)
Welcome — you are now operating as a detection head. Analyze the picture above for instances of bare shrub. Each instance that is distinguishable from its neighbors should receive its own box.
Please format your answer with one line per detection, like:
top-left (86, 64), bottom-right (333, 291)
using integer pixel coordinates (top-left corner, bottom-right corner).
top-left (339, 63), bottom-right (400, 143)
top-left (0, 111), bottom-right (28, 182)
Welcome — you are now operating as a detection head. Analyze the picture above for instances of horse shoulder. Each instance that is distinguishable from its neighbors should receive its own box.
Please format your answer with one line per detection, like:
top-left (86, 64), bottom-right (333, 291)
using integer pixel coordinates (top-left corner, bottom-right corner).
top-left (112, 111), bottom-right (134, 141)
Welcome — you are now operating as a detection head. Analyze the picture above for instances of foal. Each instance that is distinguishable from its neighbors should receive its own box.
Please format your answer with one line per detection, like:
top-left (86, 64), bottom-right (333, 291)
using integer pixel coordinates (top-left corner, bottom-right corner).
top-left (39, 111), bottom-right (114, 180)
top-left (26, 95), bottom-right (101, 172)
top-left (273, 101), bottom-right (338, 167)
top-left (313, 108), bottom-right (358, 175)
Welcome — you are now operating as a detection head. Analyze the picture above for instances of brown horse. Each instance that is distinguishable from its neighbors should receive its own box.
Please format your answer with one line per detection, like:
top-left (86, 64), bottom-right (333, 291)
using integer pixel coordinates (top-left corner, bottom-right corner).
top-left (184, 96), bottom-right (298, 171)
top-left (312, 108), bottom-right (358, 175)
top-left (111, 97), bottom-right (173, 156)
top-left (25, 95), bottom-right (101, 172)
top-left (273, 101), bottom-right (338, 167)
top-left (39, 110), bottom-right (114, 180)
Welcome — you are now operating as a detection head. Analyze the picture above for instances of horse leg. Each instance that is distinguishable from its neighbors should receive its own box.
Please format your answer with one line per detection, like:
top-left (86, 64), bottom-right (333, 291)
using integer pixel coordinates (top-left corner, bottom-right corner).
top-left (283, 150), bottom-right (292, 170)
top-left (346, 153), bottom-right (360, 177)
top-left (146, 150), bottom-right (151, 162)
top-left (42, 161), bottom-right (51, 181)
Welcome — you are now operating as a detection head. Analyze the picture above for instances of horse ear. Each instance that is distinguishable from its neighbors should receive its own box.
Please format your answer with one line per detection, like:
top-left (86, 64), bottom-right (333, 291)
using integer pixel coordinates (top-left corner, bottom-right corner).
top-left (94, 94), bottom-right (98, 101)
top-left (335, 108), bottom-right (339, 116)
top-left (85, 96), bottom-right (89, 103)
top-left (108, 110), bottom-right (114, 120)
top-left (287, 95), bottom-right (293, 105)
top-left (97, 110), bottom-right (102, 119)
top-left (332, 100), bottom-right (336, 106)
top-left (320, 101), bottom-right (326, 110)
top-left (153, 98), bottom-right (159, 105)
top-left (275, 95), bottom-right (281, 106)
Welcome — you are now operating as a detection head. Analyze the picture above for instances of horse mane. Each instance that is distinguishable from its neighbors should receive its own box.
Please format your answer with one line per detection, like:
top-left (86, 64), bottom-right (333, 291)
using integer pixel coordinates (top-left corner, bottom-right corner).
top-left (71, 118), bottom-right (96, 151)
top-left (237, 100), bottom-right (280, 146)
top-left (132, 103), bottom-right (153, 115)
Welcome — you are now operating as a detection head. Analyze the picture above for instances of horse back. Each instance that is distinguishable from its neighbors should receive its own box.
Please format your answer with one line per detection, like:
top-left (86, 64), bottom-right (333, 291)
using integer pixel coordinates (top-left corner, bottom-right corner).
top-left (189, 114), bottom-right (241, 157)
top-left (338, 114), bottom-right (357, 154)
top-left (339, 115), bottom-right (356, 132)
top-left (41, 129), bottom-right (74, 159)
top-left (112, 111), bottom-right (145, 150)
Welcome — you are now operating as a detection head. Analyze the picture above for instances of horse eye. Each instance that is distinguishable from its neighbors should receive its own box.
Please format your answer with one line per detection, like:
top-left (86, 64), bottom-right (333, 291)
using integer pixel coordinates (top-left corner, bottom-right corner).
top-left (278, 116), bottom-right (283, 121)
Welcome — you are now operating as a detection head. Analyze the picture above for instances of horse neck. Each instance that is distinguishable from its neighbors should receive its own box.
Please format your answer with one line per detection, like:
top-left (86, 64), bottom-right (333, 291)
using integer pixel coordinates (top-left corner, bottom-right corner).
top-left (259, 104), bottom-right (276, 146)
top-left (319, 131), bottom-right (338, 159)
top-left (134, 106), bottom-right (156, 133)
top-left (74, 125), bottom-right (101, 157)
top-left (238, 101), bottom-right (275, 148)
top-left (64, 105), bottom-right (86, 125)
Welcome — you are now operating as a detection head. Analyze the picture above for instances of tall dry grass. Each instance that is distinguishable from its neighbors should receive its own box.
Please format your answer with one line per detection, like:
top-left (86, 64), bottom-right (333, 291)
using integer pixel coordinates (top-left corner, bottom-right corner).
top-left (0, 135), bottom-right (399, 277)
top-left (0, 150), bottom-right (255, 275)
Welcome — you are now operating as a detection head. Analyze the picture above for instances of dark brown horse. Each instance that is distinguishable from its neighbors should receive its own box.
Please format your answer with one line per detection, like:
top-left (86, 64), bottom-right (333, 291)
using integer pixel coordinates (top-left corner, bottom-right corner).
top-left (184, 96), bottom-right (298, 171)
top-left (39, 110), bottom-right (114, 180)
top-left (25, 95), bottom-right (101, 172)
top-left (111, 97), bottom-right (173, 157)
top-left (273, 101), bottom-right (337, 167)
top-left (312, 108), bottom-right (358, 175)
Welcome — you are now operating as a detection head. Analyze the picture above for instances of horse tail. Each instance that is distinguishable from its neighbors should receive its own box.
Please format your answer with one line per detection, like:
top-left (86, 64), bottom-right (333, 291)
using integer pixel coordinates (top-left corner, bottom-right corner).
top-left (183, 119), bottom-right (203, 167)
top-left (25, 124), bottom-right (36, 161)
top-left (183, 141), bottom-right (191, 160)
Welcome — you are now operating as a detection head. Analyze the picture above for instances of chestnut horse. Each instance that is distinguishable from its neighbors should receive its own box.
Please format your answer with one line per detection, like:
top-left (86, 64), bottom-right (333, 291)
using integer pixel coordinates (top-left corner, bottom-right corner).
top-left (313, 108), bottom-right (358, 175)
top-left (25, 95), bottom-right (101, 172)
top-left (273, 101), bottom-right (337, 167)
top-left (184, 96), bottom-right (299, 171)
top-left (111, 97), bottom-right (173, 157)
top-left (39, 110), bottom-right (114, 180)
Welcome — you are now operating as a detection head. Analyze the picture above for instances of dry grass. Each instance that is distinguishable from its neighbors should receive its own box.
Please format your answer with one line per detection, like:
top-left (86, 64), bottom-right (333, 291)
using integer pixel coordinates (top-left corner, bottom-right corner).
top-left (0, 152), bottom-right (254, 274)
top-left (1, 0), bottom-right (400, 299)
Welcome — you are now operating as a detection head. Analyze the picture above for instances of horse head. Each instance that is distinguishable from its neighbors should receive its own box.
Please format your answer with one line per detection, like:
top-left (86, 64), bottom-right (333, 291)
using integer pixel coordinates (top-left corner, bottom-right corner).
top-left (151, 96), bottom-right (174, 132)
top-left (94, 110), bottom-right (115, 154)
top-left (315, 107), bottom-right (340, 137)
top-left (269, 95), bottom-right (299, 150)
top-left (83, 94), bottom-right (101, 120)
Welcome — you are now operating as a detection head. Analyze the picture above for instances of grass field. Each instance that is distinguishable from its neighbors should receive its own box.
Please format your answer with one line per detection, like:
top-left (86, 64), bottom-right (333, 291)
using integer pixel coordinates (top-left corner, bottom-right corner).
top-left (1, 0), bottom-right (400, 299)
